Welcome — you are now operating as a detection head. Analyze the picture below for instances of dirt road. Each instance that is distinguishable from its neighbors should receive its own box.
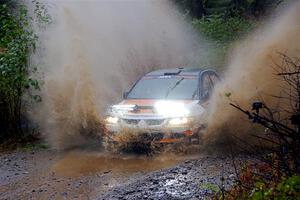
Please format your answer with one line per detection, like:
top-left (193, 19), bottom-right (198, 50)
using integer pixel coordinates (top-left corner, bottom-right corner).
top-left (0, 148), bottom-right (237, 200)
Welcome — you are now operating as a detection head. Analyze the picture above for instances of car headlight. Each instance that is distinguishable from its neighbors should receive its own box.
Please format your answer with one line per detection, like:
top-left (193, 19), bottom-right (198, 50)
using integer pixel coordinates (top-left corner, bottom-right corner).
top-left (105, 116), bottom-right (119, 124)
top-left (169, 117), bottom-right (188, 125)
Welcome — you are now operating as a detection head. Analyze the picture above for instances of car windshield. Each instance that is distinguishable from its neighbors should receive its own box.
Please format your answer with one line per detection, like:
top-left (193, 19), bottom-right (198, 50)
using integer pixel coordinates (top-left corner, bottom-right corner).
top-left (127, 76), bottom-right (199, 100)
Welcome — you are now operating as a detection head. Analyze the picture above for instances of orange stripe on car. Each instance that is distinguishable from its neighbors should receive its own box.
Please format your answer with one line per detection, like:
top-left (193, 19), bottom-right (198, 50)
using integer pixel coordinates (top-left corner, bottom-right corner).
top-left (159, 138), bottom-right (182, 143)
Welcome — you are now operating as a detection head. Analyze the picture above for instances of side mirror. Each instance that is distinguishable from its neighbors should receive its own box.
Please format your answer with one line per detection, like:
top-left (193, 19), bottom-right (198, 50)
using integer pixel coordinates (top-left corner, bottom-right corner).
top-left (123, 91), bottom-right (129, 99)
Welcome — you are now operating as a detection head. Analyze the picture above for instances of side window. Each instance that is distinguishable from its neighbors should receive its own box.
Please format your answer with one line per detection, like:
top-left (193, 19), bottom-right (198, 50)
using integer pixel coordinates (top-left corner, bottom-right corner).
top-left (201, 72), bottom-right (219, 100)
top-left (209, 73), bottom-right (219, 87)
top-left (201, 73), bottom-right (212, 100)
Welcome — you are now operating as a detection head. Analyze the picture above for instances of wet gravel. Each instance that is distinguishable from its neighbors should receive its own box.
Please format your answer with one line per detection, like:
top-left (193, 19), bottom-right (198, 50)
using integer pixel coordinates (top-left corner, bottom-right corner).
top-left (0, 149), bottom-right (242, 200)
top-left (0, 150), bottom-right (127, 199)
top-left (102, 157), bottom-right (236, 200)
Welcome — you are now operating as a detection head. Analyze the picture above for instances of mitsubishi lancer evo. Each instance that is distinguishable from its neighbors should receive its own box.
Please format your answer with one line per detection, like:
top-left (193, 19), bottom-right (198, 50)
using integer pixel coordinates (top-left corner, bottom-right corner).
top-left (104, 67), bottom-right (220, 149)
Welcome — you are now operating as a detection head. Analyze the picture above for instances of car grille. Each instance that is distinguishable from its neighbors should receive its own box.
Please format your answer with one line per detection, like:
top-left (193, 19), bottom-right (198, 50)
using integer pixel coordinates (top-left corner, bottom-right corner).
top-left (140, 132), bottom-right (164, 141)
top-left (144, 119), bottom-right (165, 126)
top-left (122, 119), bottom-right (165, 126)
top-left (122, 119), bottom-right (140, 125)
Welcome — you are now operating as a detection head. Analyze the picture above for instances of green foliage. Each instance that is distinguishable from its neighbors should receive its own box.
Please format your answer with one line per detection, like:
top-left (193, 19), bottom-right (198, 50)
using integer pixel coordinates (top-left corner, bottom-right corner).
top-left (251, 176), bottom-right (300, 200)
top-left (192, 14), bottom-right (254, 43)
top-left (173, 0), bottom-right (282, 67)
top-left (32, 0), bottom-right (52, 25)
top-left (172, 0), bottom-right (206, 18)
top-left (192, 14), bottom-right (255, 67)
top-left (173, 0), bottom-right (284, 18)
top-left (221, 161), bottom-right (300, 200)
top-left (0, 2), bottom-right (40, 141)
top-left (199, 182), bottom-right (220, 193)
top-left (18, 141), bottom-right (49, 151)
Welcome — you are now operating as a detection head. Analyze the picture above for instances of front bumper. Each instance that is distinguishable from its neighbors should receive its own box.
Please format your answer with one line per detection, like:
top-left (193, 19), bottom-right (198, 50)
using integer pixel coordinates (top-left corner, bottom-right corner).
top-left (105, 118), bottom-right (198, 143)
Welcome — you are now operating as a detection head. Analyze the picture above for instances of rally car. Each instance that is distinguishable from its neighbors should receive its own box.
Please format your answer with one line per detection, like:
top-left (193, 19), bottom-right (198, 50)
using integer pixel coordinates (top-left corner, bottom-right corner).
top-left (104, 67), bottom-right (220, 150)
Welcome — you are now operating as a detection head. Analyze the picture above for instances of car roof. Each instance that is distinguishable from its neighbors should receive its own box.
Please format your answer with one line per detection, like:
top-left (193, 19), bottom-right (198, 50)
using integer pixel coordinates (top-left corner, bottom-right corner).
top-left (145, 67), bottom-right (216, 76)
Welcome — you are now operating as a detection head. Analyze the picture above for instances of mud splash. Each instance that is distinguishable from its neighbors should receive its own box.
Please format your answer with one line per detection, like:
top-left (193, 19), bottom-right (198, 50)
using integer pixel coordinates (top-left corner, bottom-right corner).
top-left (52, 151), bottom-right (194, 177)
top-left (31, 0), bottom-right (212, 149)
top-left (204, 1), bottom-right (300, 148)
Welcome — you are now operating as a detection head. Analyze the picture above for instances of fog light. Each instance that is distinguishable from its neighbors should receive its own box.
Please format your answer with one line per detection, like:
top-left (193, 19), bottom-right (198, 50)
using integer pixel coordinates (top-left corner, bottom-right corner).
top-left (106, 116), bottom-right (119, 124)
top-left (169, 117), bottom-right (188, 125)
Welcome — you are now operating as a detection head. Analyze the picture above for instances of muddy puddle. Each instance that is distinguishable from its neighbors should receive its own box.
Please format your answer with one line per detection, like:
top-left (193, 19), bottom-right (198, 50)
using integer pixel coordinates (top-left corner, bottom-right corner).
top-left (52, 151), bottom-right (197, 177)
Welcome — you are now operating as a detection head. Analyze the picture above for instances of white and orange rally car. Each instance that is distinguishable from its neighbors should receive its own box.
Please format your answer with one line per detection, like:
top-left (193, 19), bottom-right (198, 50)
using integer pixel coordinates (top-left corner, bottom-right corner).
top-left (104, 67), bottom-right (220, 147)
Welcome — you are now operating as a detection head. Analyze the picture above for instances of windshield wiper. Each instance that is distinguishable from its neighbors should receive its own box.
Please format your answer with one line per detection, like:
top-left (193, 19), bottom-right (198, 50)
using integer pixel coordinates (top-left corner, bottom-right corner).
top-left (164, 78), bottom-right (184, 98)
